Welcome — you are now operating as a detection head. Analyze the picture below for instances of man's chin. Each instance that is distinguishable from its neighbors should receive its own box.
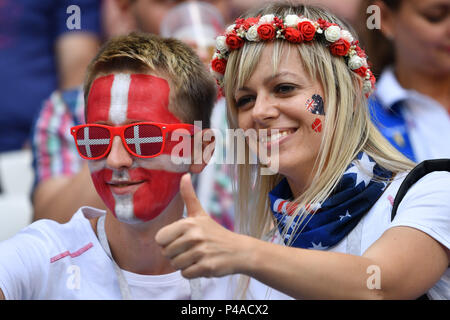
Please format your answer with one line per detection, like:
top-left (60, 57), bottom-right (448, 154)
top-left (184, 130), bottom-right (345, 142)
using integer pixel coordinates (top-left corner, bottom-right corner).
top-left (112, 206), bottom-right (167, 225)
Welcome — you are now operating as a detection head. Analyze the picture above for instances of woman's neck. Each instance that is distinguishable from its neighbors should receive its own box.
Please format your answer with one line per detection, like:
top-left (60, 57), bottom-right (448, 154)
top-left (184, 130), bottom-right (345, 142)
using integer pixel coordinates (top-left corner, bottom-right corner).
top-left (394, 62), bottom-right (450, 111)
top-left (99, 193), bottom-right (184, 275)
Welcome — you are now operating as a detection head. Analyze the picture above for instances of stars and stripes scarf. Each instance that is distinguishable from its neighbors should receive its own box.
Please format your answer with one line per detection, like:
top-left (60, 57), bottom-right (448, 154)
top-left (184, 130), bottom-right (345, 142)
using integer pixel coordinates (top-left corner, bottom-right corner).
top-left (268, 152), bottom-right (393, 250)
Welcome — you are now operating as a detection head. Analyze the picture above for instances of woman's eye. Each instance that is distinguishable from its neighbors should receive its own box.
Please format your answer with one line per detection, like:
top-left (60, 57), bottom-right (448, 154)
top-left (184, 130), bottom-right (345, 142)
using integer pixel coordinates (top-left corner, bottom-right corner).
top-left (235, 96), bottom-right (255, 108)
top-left (422, 8), bottom-right (448, 23)
top-left (274, 84), bottom-right (295, 94)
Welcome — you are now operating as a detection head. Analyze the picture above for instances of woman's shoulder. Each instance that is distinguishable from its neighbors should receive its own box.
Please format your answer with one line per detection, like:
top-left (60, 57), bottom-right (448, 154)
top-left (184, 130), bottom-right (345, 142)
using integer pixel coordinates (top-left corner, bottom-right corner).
top-left (389, 170), bottom-right (450, 250)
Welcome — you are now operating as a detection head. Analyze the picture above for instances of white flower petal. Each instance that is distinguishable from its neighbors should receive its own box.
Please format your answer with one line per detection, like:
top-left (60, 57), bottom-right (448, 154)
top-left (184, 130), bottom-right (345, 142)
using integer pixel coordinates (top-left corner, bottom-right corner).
top-left (260, 14), bottom-right (275, 24)
top-left (215, 36), bottom-right (228, 53)
top-left (324, 25), bottom-right (341, 42)
top-left (226, 24), bottom-right (236, 33)
top-left (245, 25), bottom-right (259, 41)
top-left (348, 55), bottom-right (364, 70)
top-left (284, 14), bottom-right (300, 27)
top-left (340, 30), bottom-right (354, 43)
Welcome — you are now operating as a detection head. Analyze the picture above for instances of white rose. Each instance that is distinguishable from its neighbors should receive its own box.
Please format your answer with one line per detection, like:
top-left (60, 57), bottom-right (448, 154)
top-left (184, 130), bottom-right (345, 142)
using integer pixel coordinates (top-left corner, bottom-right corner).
top-left (245, 25), bottom-right (259, 41)
top-left (363, 80), bottom-right (372, 94)
top-left (340, 30), bottom-right (354, 43)
top-left (226, 24), bottom-right (236, 33)
top-left (284, 14), bottom-right (300, 27)
top-left (348, 55), bottom-right (365, 70)
top-left (215, 36), bottom-right (228, 53)
top-left (324, 25), bottom-right (341, 42)
top-left (260, 14), bottom-right (275, 24)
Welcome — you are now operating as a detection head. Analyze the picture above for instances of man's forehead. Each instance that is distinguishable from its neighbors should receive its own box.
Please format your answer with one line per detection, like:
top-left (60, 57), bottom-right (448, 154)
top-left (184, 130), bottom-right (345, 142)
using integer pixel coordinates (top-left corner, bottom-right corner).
top-left (86, 73), bottom-right (181, 124)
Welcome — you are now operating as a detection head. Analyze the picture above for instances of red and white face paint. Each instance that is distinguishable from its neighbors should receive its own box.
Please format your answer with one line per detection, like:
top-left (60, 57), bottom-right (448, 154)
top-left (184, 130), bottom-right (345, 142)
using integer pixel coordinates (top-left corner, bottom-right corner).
top-left (87, 73), bottom-right (189, 224)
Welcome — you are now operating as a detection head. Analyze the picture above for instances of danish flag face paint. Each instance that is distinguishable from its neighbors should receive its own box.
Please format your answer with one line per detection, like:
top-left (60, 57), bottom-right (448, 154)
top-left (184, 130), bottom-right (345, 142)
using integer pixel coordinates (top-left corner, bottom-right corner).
top-left (87, 73), bottom-right (189, 224)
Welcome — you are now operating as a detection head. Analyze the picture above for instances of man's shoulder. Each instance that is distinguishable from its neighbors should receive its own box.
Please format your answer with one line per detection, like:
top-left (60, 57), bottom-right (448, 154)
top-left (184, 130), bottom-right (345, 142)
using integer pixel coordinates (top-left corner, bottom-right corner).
top-left (11, 207), bottom-right (102, 250)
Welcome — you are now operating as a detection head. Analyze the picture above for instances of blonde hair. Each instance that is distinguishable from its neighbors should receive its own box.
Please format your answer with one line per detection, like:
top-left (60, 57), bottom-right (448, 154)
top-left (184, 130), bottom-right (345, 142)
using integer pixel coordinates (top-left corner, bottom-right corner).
top-left (84, 32), bottom-right (216, 127)
top-left (223, 3), bottom-right (415, 299)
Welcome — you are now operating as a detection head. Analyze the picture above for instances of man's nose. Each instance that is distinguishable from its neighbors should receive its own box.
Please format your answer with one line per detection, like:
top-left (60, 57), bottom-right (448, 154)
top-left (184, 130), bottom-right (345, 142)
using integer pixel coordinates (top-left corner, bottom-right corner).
top-left (105, 136), bottom-right (133, 169)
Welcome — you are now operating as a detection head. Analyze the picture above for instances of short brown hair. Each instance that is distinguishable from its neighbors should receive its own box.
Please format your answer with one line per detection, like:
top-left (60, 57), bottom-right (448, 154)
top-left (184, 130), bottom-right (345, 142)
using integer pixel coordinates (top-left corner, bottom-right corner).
top-left (84, 32), bottom-right (216, 127)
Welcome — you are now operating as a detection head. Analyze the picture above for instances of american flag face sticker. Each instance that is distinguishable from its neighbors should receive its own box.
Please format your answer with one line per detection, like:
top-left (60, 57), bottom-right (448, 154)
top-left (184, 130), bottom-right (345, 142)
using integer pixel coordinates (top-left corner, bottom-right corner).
top-left (305, 94), bottom-right (325, 115)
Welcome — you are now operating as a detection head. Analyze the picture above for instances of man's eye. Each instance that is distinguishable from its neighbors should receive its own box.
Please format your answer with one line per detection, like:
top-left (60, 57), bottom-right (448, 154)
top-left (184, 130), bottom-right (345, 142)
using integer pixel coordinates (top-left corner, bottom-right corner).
top-left (235, 96), bottom-right (255, 108)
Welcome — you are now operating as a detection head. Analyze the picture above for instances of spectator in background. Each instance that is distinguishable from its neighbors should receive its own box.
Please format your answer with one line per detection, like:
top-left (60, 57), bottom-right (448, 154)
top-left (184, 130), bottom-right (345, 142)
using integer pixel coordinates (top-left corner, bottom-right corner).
top-left (0, 0), bottom-right (101, 152)
top-left (31, 0), bottom-right (232, 223)
top-left (160, 1), bottom-right (235, 230)
top-left (357, 0), bottom-right (450, 162)
top-left (231, 0), bottom-right (362, 27)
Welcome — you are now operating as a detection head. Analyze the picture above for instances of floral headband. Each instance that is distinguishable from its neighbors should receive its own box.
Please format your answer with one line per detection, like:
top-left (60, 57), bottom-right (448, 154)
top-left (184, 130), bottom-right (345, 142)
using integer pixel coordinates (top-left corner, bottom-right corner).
top-left (210, 14), bottom-right (376, 97)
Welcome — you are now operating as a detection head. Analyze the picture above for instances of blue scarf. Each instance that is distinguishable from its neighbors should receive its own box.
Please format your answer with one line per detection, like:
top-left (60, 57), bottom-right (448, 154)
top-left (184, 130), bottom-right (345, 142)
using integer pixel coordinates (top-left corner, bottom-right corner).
top-left (268, 152), bottom-right (392, 250)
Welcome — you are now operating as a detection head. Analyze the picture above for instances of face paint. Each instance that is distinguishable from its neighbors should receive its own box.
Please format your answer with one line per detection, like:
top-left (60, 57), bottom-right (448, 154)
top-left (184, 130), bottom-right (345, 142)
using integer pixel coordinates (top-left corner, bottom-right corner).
top-left (87, 73), bottom-right (179, 124)
top-left (89, 163), bottom-right (184, 224)
top-left (311, 118), bottom-right (322, 133)
top-left (305, 94), bottom-right (325, 116)
top-left (87, 73), bottom-right (189, 223)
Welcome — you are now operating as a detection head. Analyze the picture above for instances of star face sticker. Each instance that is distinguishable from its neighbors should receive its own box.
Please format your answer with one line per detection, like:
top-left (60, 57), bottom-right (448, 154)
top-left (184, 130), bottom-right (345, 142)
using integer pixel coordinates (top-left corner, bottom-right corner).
top-left (309, 242), bottom-right (329, 250)
top-left (339, 210), bottom-right (351, 221)
top-left (345, 153), bottom-right (375, 188)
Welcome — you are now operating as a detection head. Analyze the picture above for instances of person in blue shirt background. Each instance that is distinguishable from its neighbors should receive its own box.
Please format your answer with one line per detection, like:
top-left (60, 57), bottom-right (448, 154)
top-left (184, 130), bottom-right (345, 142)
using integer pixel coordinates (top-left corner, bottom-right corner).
top-left (358, 0), bottom-right (450, 162)
top-left (0, 0), bottom-right (101, 152)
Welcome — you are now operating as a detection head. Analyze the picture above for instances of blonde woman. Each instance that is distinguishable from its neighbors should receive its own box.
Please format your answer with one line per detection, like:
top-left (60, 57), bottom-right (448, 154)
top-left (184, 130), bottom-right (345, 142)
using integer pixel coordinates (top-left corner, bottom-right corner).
top-left (156, 2), bottom-right (450, 299)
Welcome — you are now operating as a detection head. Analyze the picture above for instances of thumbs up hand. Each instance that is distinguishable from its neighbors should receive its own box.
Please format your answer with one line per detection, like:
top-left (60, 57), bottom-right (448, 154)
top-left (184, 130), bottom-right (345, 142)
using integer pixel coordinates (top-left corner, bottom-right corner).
top-left (155, 173), bottom-right (248, 279)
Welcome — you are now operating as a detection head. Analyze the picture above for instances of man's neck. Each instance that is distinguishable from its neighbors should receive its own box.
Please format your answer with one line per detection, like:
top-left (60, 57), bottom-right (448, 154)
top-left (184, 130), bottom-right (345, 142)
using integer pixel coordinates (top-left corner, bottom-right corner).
top-left (394, 63), bottom-right (450, 110)
top-left (93, 193), bottom-right (185, 275)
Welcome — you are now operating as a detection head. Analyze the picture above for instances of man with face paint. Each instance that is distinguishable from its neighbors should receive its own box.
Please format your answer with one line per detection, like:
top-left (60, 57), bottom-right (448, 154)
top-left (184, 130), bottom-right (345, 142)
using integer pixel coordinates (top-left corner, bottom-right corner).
top-left (31, 0), bottom-right (232, 224)
top-left (0, 33), bottom-right (232, 300)
top-left (85, 73), bottom-right (190, 224)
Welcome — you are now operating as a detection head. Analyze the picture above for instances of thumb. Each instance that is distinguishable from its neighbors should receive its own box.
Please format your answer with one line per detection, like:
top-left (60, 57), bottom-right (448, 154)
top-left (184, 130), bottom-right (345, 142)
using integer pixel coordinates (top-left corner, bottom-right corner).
top-left (180, 173), bottom-right (206, 217)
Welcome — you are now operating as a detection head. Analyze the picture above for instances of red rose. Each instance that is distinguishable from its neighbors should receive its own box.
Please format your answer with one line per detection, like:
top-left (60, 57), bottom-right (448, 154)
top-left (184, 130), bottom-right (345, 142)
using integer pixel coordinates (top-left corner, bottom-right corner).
top-left (317, 18), bottom-right (330, 29)
top-left (257, 23), bottom-right (276, 40)
top-left (284, 27), bottom-right (302, 43)
top-left (354, 66), bottom-right (368, 78)
top-left (298, 21), bottom-right (316, 41)
top-left (211, 58), bottom-right (227, 74)
top-left (226, 33), bottom-right (244, 50)
top-left (245, 16), bottom-right (260, 26)
top-left (273, 16), bottom-right (284, 28)
top-left (369, 71), bottom-right (376, 85)
top-left (355, 46), bottom-right (367, 58)
top-left (329, 38), bottom-right (350, 56)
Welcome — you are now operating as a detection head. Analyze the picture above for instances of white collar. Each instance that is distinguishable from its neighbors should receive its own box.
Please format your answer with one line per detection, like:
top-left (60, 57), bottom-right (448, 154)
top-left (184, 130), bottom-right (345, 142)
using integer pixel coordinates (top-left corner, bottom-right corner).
top-left (375, 67), bottom-right (444, 112)
top-left (375, 67), bottom-right (410, 110)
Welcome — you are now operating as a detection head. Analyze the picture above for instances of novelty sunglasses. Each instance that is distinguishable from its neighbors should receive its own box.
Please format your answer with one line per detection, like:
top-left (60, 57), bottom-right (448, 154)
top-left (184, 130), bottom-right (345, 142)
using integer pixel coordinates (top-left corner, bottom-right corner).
top-left (70, 122), bottom-right (196, 160)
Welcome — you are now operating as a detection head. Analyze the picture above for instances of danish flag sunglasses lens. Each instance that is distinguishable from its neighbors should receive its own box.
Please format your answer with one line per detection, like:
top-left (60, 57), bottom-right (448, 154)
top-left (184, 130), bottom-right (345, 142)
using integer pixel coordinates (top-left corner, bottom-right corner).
top-left (75, 126), bottom-right (111, 159)
top-left (124, 124), bottom-right (163, 157)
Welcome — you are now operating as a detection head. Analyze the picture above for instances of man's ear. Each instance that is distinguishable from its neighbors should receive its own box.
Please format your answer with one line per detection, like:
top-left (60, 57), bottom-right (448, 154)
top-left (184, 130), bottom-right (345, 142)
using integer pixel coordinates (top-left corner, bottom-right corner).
top-left (189, 128), bottom-right (216, 174)
top-left (114, 0), bottom-right (133, 12)
top-left (374, 0), bottom-right (396, 41)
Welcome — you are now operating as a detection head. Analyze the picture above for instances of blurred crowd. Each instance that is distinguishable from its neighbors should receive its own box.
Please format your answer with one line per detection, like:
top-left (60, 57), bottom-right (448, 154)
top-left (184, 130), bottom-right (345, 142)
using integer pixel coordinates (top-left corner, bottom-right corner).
top-left (0, 0), bottom-right (449, 240)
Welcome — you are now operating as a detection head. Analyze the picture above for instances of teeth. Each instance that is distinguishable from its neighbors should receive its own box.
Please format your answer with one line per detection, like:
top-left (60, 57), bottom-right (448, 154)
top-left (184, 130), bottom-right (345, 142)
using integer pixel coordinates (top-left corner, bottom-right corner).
top-left (260, 130), bottom-right (292, 143)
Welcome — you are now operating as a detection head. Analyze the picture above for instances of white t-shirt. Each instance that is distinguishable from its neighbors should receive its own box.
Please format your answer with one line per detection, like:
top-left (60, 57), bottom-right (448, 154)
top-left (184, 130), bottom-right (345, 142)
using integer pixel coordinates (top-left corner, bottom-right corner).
top-left (232, 171), bottom-right (450, 300)
top-left (0, 207), bottom-right (232, 300)
top-left (1, 172), bottom-right (449, 300)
